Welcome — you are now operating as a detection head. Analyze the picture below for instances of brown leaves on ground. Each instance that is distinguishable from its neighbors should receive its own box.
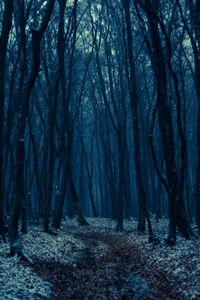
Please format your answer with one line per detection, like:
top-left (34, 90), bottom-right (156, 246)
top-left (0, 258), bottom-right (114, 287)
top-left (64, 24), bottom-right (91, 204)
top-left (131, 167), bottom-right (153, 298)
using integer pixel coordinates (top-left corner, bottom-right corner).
top-left (0, 218), bottom-right (200, 299)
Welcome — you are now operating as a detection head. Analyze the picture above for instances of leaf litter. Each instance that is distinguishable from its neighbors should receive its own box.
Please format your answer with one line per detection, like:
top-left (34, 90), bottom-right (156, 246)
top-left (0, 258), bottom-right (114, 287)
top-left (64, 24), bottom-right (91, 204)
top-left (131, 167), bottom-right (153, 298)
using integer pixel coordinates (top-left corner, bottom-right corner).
top-left (0, 217), bottom-right (199, 299)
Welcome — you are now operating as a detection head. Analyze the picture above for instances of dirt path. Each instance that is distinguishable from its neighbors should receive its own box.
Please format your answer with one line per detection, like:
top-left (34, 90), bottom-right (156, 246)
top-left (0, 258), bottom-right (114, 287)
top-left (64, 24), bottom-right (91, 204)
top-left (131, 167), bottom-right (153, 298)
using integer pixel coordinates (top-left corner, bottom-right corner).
top-left (31, 226), bottom-right (184, 299)
top-left (1, 219), bottom-right (199, 299)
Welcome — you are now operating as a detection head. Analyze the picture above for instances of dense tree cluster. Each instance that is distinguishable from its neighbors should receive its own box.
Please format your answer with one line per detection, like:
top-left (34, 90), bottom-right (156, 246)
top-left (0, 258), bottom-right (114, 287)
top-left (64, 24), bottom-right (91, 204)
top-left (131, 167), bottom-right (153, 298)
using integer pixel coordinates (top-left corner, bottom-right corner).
top-left (0, 0), bottom-right (200, 259)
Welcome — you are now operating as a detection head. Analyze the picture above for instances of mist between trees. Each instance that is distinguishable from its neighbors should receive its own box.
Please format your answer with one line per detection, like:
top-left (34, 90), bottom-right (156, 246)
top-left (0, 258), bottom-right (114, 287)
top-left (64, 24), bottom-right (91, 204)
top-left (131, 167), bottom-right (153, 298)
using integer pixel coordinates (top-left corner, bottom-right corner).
top-left (0, 0), bottom-right (200, 260)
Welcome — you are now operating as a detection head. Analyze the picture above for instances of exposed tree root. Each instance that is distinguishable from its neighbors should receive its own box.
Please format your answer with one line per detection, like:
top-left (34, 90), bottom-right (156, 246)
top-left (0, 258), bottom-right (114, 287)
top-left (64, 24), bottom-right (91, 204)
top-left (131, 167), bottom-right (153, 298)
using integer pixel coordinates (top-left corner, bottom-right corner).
top-left (164, 235), bottom-right (176, 246)
top-left (44, 225), bottom-right (58, 236)
top-left (10, 241), bottom-right (34, 264)
top-left (148, 235), bottom-right (160, 245)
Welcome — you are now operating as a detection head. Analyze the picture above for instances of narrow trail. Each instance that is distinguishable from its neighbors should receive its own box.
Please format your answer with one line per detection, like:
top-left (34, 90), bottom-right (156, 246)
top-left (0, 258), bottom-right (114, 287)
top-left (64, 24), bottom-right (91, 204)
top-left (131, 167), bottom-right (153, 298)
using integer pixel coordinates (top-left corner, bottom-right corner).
top-left (30, 226), bottom-right (184, 299)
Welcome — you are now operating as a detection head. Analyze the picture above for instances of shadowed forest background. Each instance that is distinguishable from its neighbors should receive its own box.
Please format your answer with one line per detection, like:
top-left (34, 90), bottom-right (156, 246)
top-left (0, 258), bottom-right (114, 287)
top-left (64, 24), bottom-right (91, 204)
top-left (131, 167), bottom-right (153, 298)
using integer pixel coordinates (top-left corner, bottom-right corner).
top-left (0, 0), bottom-right (200, 268)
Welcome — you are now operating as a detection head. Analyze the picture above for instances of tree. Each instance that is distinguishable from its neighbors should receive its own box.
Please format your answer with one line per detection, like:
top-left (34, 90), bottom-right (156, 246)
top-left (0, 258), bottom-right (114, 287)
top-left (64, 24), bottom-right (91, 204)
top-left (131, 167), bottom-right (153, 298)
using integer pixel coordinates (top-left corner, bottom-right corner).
top-left (0, 0), bottom-right (14, 239)
top-left (135, 0), bottom-right (192, 244)
top-left (123, 0), bottom-right (154, 238)
top-left (9, 0), bottom-right (56, 259)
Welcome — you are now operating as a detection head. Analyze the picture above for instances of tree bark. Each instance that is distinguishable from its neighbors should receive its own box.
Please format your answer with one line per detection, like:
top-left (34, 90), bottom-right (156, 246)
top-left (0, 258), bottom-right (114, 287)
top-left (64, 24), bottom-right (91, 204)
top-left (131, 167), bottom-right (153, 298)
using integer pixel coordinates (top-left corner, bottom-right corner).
top-left (123, 0), bottom-right (153, 236)
top-left (136, 0), bottom-right (191, 244)
top-left (9, 0), bottom-right (56, 259)
top-left (0, 0), bottom-right (14, 238)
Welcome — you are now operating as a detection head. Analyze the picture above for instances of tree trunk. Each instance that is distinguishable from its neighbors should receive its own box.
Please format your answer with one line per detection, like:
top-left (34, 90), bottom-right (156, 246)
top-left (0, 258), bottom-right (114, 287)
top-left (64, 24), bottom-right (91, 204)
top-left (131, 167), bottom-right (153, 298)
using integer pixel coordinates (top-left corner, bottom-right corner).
top-left (69, 177), bottom-right (89, 226)
top-left (123, 0), bottom-right (153, 236)
top-left (136, 0), bottom-right (191, 244)
top-left (8, 0), bottom-right (56, 259)
top-left (0, 0), bottom-right (14, 238)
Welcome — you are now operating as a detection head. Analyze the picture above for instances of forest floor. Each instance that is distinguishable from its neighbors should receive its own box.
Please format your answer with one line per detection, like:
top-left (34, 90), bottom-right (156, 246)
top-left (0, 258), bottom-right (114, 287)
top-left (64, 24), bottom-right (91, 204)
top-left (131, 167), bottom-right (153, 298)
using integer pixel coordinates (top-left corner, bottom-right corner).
top-left (0, 218), bottom-right (200, 299)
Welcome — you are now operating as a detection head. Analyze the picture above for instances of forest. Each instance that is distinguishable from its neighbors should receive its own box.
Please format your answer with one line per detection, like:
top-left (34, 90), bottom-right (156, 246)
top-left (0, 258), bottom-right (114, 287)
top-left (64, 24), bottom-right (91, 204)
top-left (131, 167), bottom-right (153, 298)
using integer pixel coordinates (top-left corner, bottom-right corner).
top-left (0, 0), bottom-right (200, 298)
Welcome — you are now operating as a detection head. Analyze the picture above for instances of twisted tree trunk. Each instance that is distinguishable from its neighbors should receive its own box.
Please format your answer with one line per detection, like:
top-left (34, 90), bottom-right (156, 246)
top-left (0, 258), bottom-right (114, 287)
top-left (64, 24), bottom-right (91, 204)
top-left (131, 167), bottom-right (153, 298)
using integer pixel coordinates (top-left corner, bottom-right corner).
top-left (9, 0), bottom-right (56, 261)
